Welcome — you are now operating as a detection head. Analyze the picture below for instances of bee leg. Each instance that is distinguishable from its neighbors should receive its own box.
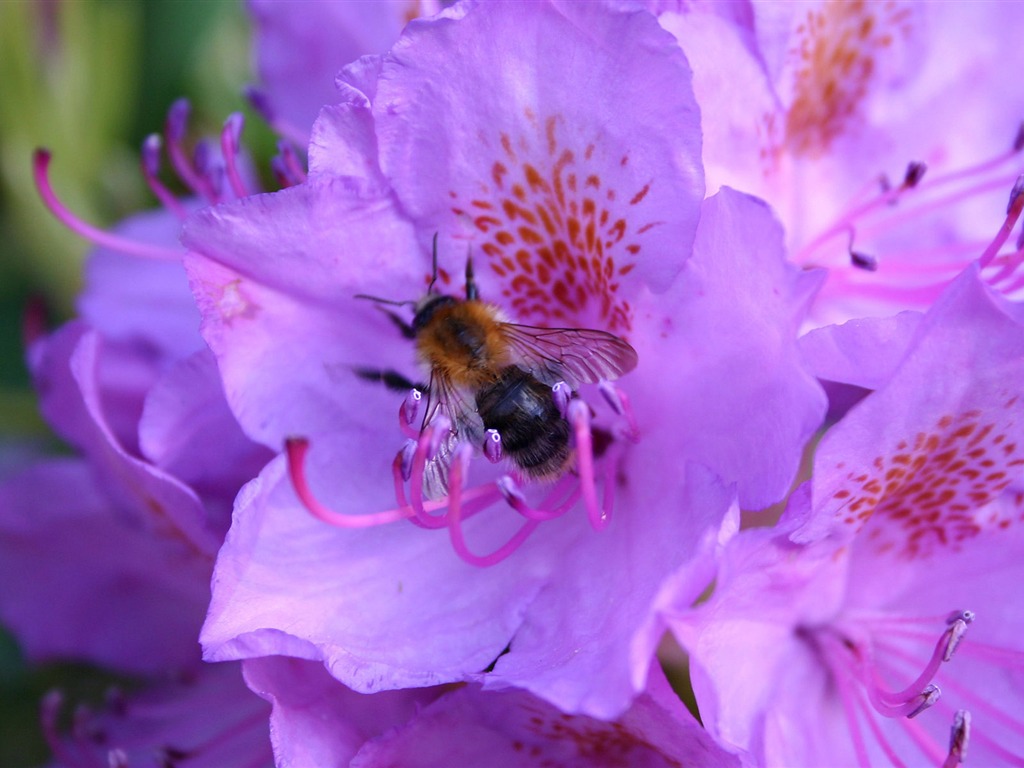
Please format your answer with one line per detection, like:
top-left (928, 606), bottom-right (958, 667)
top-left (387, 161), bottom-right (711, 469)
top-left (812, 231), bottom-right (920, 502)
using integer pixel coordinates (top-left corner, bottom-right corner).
top-left (353, 367), bottom-right (425, 393)
top-left (373, 306), bottom-right (416, 340)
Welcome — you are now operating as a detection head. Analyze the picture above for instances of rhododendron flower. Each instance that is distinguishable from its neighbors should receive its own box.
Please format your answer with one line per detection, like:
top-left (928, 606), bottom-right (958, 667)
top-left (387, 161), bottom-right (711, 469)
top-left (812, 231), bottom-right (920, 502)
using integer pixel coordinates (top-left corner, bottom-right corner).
top-left (184, 0), bottom-right (825, 719)
top-left (660, 0), bottom-right (1024, 324)
top-left (670, 224), bottom-right (1024, 764)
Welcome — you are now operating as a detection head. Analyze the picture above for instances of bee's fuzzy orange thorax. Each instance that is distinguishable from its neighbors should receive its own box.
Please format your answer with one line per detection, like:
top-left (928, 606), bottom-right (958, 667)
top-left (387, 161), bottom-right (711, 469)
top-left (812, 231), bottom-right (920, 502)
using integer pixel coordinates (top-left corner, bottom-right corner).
top-left (415, 300), bottom-right (511, 389)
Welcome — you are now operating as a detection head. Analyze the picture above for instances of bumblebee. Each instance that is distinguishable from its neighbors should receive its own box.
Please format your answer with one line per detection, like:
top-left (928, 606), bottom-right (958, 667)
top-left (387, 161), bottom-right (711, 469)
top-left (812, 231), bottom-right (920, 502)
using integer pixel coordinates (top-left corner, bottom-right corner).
top-left (363, 238), bottom-right (638, 496)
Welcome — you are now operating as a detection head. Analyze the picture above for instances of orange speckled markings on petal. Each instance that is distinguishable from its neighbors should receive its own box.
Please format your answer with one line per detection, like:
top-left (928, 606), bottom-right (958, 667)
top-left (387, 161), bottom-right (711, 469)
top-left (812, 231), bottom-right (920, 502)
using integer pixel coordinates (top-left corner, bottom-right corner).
top-left (523, 709), bottom-right (681, 766)
top-left (831, 395), bottom-right (1024, 559)
top-left (769, 0), bottom-right (914, 159)
top-left (449, 110), bottom-right (658, 334)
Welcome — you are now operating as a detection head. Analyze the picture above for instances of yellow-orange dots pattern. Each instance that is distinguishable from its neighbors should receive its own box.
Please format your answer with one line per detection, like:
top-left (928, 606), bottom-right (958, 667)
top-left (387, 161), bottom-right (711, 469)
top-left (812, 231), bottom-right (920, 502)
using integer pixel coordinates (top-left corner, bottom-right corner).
top-left (782, 0), bottom-right (913, 157)
top-left (831, 397), bottom-right (1023, 559)
top-left (449, 111), bottom-right (654, 334)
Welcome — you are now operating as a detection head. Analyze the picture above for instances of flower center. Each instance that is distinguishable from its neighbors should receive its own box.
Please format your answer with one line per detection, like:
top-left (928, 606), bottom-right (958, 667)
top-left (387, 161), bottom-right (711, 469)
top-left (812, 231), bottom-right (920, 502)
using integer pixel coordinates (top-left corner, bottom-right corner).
top-left (449, 110), bottom-right (659, 334)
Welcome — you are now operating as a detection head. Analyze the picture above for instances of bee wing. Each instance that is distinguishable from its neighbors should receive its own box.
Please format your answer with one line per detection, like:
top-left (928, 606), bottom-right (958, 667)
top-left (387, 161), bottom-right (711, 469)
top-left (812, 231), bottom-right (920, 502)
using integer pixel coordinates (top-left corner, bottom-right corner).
top-left (499, 323), bottom-right (639, 388)
top-left (420, 371), bottom-right (485, 500)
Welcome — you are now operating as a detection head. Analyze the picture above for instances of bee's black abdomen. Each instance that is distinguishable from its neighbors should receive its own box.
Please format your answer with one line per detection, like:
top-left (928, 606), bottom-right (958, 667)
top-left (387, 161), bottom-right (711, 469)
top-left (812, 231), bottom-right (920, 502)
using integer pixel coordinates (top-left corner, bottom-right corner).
top-left (475, 366), bottom-right (570, 477)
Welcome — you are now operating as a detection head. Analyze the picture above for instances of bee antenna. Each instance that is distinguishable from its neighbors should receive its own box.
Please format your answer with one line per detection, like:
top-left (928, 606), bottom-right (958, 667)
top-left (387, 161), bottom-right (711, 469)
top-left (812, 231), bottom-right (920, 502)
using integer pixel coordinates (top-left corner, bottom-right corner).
top-left (353, 293), bottom-right (416, 308)
top-left (465, 251), bottom-right (478, 301)
top-left (427, 232), bottom-right (440, 295)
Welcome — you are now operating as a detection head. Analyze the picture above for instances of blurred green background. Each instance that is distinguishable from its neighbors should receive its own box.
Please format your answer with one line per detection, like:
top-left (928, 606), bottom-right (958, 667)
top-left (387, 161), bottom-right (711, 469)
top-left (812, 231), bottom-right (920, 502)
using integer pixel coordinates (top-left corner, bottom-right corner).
top-left (0, 1), bottom-right (272, 763)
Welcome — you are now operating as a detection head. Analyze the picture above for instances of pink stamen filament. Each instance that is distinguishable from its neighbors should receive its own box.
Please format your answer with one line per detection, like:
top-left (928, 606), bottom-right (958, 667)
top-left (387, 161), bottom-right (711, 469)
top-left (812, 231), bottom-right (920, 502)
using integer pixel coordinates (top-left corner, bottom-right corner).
top-left (391, 442), bottom-right (502, 531)
top-left (286, 437), bottom-right (416, 528)
top-left (852, 688), bottom-right (909, 768)
top-left (32, 149), bottom-right (182, 261)
top-left (407, 417), bottom-right (452, 527)
top-left (901, 649), bottom-right (1024, 738)
top-left (448, 444), bottom-right (542, 567)
top-left (192, 140), bottom-right (224, 204)
top-left (568, 400), bottom-right (608, 531)
top-left (140, 134), bottom-right (188, 220)
top-left (244, 86), bottom-right (310, 149)
top-left (818, 634), bottom-right (874, 767)
top-left (278, 141), bottom-right (307, 184)
top-left (499, 476), bottom-right (580, 521)
top-left (220, 113), bottom-right (250, 200)
top-left (868, 618), bottom-right (968, 707)
top-left (819, 629), bottom-right (942, 718)
top-left (40, 692), bottom-right (93, 768)
top-left (797, 139), bottom-right (1022, 265)
top-left (979, 175), bottom-right (1024, 268)
top-left (859, 171), bottom-right (1021, 248)
top-left (165, 99), bottom-right (217, 202)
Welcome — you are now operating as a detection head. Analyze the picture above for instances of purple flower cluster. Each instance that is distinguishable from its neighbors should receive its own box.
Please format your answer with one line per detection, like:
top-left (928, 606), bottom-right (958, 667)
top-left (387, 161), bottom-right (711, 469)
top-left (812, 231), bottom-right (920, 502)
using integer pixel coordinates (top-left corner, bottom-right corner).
top-left (4, 1), bottom-right (1024, 765)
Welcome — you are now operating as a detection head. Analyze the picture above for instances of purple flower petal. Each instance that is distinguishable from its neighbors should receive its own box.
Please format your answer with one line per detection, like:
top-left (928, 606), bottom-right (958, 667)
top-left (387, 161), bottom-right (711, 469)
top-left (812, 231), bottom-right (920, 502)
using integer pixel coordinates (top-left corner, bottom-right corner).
top-left (47, 661), bottom-right (272, 767)
top-left (30, 322), bottom-right (220, 555)
top-left (351, 665), bottom-right (743, 768)
top-left (201, 433), bottom-right (736, 718)
top-left (248, 0), bottom-right (425, 142)
top-left (0, 459), bottom-right (211, 675)
top-left (243, 656), bottom-right (439, 767)
top-left (375, 0), bottom-right (704, 315)
top-left (802, 266), bottom-right (1024, 546)
top-left (138, 348), bottom-right (274, 533)
top-left (633, 188), bottom-right (827, 509)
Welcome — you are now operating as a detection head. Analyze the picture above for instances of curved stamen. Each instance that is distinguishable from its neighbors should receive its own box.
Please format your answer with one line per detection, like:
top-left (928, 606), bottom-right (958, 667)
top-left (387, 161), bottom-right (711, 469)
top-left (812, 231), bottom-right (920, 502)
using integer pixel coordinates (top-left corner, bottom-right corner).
top-left (40, 691), bottom-right (86, 768)
top-left (33, 149), bottom-right (182, 261)
top-left (407, 416), bottom-right (452, 527)
top-left (244, 86), bottom-right (310, 148)
top-left (277, 141), bottom-right (307, 185)
top-left (140, 134), bottom-right (188, 220)
top-left (286, 437), bottom-right (416, 528)
top-left (798, 131), bottom-right (1023, 265)
top-left (447, 444), bottom-right (542, 567)
top-left (568, 400), bottom-right (607, 531)
top-left (193, 140), bottom-right (224, 204)
top-left (497, 476), bottom-right (579, 521)
top-left (819, 629), bottom-right (942, 719)
top-left (220, 113), bottom-right (250, 200)
top-left (852, 687), bottom-right (910, 768)
top-left (870, 616), bottom-right (971, 708)
top-left (979, 174), bottom-right (1024, 268)
top-left (165, 99), bottom-right (213, 200)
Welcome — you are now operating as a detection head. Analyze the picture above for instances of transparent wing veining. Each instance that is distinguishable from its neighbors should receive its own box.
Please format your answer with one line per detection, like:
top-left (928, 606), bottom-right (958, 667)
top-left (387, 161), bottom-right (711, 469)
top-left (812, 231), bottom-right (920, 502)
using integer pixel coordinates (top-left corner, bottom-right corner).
top-left (499, 323), bottom-right (639, 388)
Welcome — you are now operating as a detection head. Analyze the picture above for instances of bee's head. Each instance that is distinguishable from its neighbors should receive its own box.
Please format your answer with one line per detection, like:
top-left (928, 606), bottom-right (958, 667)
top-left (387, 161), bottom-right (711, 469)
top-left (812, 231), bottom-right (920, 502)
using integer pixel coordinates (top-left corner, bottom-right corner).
top-left (412, 293), bottom-right (458, 333)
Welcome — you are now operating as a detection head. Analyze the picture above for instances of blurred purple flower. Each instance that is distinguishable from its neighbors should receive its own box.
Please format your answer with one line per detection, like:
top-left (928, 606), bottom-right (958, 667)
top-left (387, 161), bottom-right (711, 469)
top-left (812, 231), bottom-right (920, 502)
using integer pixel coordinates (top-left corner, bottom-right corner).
top-left (246, 0), bottom-right (448, 145)
top-left (670, 258), bottom-right (1024, 764)
top-left (2, 104), bottom-right (278, 764)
